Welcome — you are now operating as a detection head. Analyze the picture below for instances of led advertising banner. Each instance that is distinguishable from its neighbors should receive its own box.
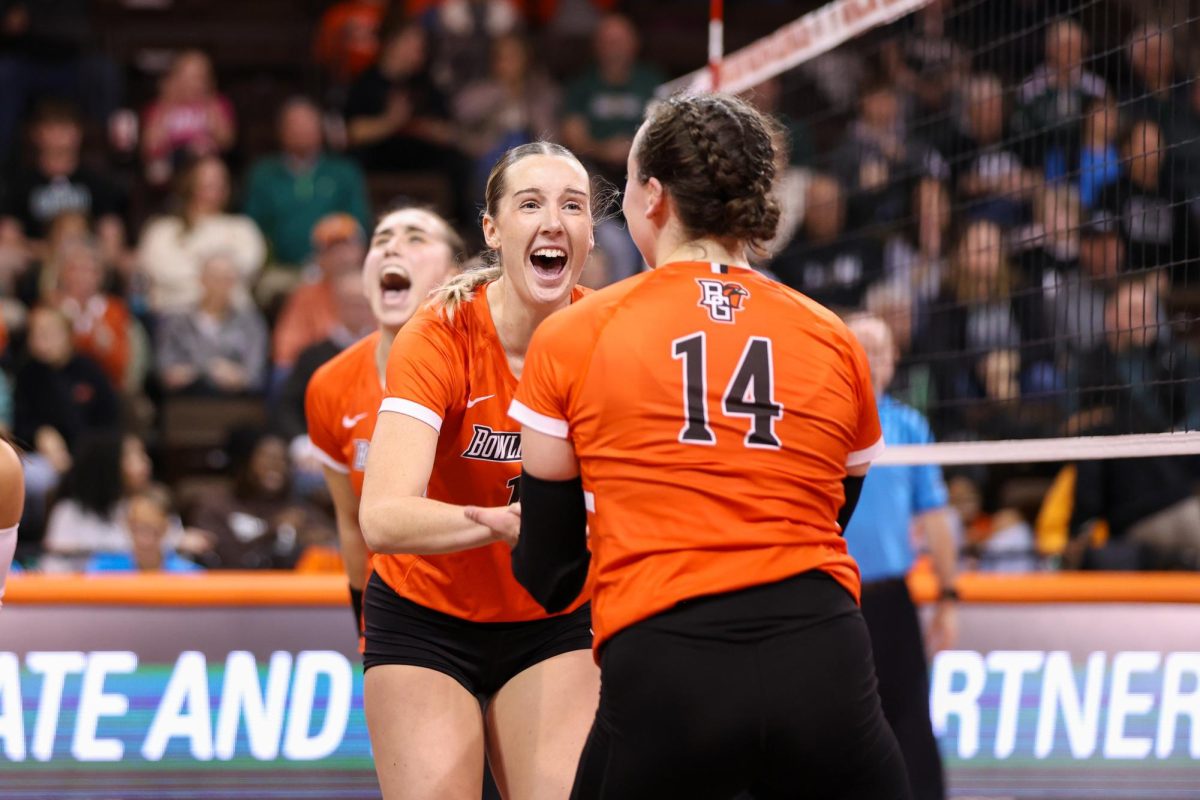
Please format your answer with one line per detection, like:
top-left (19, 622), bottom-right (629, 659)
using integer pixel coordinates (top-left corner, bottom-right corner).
top-left (929, 603), bottom-right (1200, 799)
top-left (1, 602), bottom-right (1198, 799)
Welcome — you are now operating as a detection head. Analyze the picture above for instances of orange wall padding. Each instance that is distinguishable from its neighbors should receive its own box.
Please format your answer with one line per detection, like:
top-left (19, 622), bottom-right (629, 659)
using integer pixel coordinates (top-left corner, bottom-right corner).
top-left (5, 570), bottom-right (1200, 607)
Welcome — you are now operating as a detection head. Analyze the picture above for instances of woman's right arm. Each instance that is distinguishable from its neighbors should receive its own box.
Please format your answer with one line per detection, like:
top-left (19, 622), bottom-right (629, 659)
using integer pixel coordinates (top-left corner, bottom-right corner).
top-left (359, 412), bottom-right (503, 555)
top-left (324, 467), bottom-right (368, 591)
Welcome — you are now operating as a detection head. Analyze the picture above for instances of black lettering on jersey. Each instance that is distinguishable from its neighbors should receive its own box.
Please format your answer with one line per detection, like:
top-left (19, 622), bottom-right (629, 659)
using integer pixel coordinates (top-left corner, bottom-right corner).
top-left (696, 278), bottom-right (750, 323)
top-left (462, 425), bottom-right (523, 462)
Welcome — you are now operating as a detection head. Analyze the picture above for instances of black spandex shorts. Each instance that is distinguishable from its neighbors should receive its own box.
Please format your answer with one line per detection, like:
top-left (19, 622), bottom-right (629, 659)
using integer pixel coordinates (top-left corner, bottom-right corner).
top-left (570, 570), bottom-right (912, 800)
top-left (362, 571), bottom-right (593, 697)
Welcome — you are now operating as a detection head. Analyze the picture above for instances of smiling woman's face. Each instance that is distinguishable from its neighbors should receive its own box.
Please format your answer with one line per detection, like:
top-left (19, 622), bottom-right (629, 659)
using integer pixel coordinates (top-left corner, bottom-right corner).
top-left (483, 153), bottom-right (594, 307)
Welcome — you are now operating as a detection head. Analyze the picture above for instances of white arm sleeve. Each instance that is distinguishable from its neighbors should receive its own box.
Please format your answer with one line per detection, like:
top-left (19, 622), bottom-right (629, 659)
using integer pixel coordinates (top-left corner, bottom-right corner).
top-left (0, 524), bottom-right (17, 609)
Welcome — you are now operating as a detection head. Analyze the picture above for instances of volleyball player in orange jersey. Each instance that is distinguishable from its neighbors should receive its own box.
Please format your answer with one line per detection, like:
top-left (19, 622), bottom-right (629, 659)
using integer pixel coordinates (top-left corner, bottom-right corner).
top-left (305, 204), bottom-right (463, 633)
top-left (358, 142), bottom-right (600, 800)
top-left (0, 433), bottom-right (24, 608)
top-left (469, 94), bottom-right (912, 799)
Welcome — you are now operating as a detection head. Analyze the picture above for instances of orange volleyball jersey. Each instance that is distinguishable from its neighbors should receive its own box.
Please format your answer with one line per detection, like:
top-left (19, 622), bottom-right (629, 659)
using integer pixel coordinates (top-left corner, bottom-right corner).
top-left (511, 262), bottom-right (883, 653)
top-left (306, 331), bottom-right (383, 499)
top-left (377, 283), bottom-right (591, 622)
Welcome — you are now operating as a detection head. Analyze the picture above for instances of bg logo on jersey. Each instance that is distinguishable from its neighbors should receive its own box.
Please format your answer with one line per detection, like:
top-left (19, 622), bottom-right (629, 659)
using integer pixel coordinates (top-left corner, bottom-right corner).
top-left (696, 278), bottom-right (750, 323)
top-left (462, 425), bottom-right (522, 462)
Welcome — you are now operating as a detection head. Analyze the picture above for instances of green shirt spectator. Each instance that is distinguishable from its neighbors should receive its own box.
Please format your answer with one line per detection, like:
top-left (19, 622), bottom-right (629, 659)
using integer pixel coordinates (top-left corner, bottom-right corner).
top-left (562, 14), bottom-right (663, 181)
top-left (564, 62), bottom-right (663, 143)
top-left (243, 98), bottom-right (371, 267)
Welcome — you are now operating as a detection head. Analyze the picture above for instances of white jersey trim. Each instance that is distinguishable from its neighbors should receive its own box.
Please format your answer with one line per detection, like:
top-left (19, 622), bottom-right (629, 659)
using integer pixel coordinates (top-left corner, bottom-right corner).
top-left (310, 443), bottom-right (350, 474)
top-left (379, 398), bottom-right (444, 433)
top-left (509, 399), bottom-right (569, 439)
top-left (847, 435), bottom-right (885, 467)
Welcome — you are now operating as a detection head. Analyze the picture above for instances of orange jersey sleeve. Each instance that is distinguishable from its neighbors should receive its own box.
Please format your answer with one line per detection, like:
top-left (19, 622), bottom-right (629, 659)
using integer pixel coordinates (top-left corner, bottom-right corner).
top-left (305, 332), bottom-right (383, 497)
top-left (381, 307), bottom-right (467, 433)
top-left (374, 288), bottom-right (592, 622)
top-left (512, 262), bottom-right (883, 654)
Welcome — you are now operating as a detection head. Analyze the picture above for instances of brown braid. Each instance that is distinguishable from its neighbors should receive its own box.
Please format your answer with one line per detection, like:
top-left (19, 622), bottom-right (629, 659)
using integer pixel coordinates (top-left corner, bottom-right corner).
top-left (636, 94), bottom-right (781, 247)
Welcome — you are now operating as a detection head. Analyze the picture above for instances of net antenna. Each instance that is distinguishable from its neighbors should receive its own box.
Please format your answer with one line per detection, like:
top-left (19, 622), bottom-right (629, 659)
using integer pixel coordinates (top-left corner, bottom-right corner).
top-left (660, 0), bottom-right (936, 98)
top-left (709, 0), bottom-right (724, 91)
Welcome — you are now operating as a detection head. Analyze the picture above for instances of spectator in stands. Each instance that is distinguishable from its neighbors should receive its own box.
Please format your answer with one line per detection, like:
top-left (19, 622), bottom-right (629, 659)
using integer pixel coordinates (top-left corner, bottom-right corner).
top-left (1012, 17), bottom-right (1107, 173)
top-left (141, 50), bottom-right (236, 186)
top-left (1069, 450), bottom-right (1200, 572)
top-left (1051, 95), bottom-right (1121, 209)
top-left (137, 156), bottom-right (266, 314)
top-left (1121, 23), bottom-right (1187, 130)
top-left (313, 0), bottom-right (388, 90)
top-left (1075, 276), bottom-right (1200, 434)
top-left (156, 251), bottom-right (269, 396)
top-left (1041, 208), bottom-right (1116, 355)
top-left (916, 218), bottom-right (1054, 438)
top-left (41, 430), bottom-right (153, 570)
top-left (1097, 119), bottom-right (1199, 286)
top-left (184, 429), bottom-right (335, 569)
top-left (561, 13), bottom-right (663, 184)
top-left (746, 77), bottom-right (815, 258)
top-left (882, 0), bottom-right (966, 117)
top-left (948, 463), bottom-right (1038, 573)
top-left (453, 33), bottom-right (562, 196)
top-left (345, 20), bottom-right (474, 227)
top-left (275, 268), bottom-right (375, 492)
top-left (844, 313), bottom-right (956, 800)
top-left (515, 0), bottom-right (618, 35)
top-left (13, 306), bottom-right (117, 463)
top-left (423, 0), bottom-right (523, 93)
top-left (863, 282), bottom-right (934, 414)
top-left (0, 0), bottom-right (121, 156)
top-left (49, 238), bottom-right (131, 390)
top-left (1013, 183), bottom-right (1081, 288)
top-left (771, 173), bottom-right (882, 311)
top-left (945, 73), bottom-right (1038, 227)
top-left (272, 214), bottom-right (365, 373)
top-left (882, 177), bottom-right (952, 309)
top-left (0, 101), bottom-right (126, 264)
top-left (87, 486), bottom-right (200, 573)
top-left (14, 209), bottom-right (89, 308)
top-left (243, 97), bottom-right (371, 270)
top-left (832, 77), bottom-right (947, 228)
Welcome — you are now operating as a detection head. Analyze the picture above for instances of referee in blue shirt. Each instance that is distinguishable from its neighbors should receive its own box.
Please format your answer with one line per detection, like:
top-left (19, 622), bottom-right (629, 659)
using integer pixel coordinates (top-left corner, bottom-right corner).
top-left (845, 314), bottom-right (959, 800)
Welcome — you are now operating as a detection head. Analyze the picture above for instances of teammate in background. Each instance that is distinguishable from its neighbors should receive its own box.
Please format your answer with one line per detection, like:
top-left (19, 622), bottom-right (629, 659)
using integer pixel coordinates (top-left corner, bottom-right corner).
top-left (305, 204), bottom-right (463, 635)
top-left (0, 433), bottom-right (24, 608)
top-left (845, 312), bottom-right (958, 800)
top-left (358, 142), bottom-right (600, 800)
top-left (469, 94), bottom-right (910, 798)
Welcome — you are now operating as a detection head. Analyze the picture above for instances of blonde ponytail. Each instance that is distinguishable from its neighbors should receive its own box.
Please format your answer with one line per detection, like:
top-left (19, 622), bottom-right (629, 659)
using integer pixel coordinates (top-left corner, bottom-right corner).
top-left (433, 263), bottom-right (503, 320)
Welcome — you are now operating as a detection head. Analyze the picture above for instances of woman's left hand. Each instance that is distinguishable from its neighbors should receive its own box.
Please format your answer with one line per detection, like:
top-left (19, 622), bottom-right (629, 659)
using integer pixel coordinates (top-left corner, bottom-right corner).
top-left (465, 503), bottom-right (521, 547)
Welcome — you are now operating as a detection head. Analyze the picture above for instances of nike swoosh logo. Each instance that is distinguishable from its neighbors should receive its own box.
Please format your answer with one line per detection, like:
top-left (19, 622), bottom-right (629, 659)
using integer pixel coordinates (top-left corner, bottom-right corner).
top-left (466, 394), bottom-right (495, 409)
top-left (341, 413), bottom-right (368, 428)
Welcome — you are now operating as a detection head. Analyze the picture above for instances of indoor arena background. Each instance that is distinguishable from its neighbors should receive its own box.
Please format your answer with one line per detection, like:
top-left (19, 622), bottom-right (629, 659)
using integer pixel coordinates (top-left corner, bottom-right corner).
top-left (2, 1), bottom-right (1199, 798)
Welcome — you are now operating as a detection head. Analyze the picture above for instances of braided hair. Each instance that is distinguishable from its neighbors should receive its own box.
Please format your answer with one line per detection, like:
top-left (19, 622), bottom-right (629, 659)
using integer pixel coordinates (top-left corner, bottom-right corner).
top-left (634, 93), bottom-right (781, 248)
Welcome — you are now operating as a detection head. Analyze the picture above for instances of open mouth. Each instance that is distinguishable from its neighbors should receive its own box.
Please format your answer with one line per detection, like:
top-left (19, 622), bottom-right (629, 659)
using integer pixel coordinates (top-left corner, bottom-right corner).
top-left (530, 247), bottom-right (568, 280)
top-left (380, 269), bottom-right (412, 304)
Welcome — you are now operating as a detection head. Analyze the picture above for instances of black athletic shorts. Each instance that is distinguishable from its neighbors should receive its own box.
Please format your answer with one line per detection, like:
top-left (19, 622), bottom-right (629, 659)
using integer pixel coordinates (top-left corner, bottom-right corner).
top-left (362, 571), bottom-right (594, 698)
top-left (570, 570), bottom-right (912, 800)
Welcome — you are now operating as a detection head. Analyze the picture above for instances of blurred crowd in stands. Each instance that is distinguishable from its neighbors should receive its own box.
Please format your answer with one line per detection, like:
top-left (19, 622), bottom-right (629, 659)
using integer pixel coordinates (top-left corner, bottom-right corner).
top-left (1, 0), bottom-right (1197, 577)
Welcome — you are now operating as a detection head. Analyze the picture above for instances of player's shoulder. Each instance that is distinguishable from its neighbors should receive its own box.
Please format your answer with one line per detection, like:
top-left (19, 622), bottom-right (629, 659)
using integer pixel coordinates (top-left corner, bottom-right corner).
top-left (310, 331), bottom-right (379, 391)
top-left (536, 277), bottom-right (643, 338)
top-left (409, 291), bottom-right (479, 343)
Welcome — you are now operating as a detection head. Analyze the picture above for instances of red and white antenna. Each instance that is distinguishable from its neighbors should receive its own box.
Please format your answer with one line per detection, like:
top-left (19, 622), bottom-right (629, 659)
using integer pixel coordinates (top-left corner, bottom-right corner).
top-left (709, 0), bottom-right (724, 90)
